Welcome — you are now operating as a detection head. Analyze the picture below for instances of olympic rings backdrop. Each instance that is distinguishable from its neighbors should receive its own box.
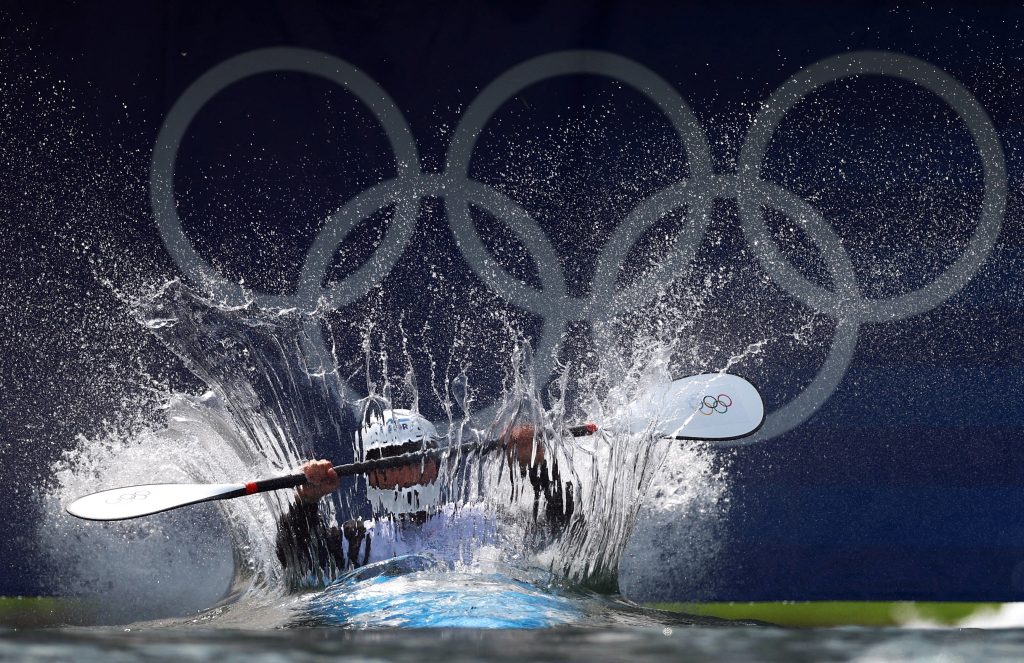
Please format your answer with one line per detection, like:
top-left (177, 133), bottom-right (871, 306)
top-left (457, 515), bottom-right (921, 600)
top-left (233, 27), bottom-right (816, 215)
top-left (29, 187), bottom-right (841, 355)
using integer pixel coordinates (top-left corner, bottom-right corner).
top-left (150, 46), bottom-right (1005, 445)
top-left (4, 1), bottom-right (1024, 601)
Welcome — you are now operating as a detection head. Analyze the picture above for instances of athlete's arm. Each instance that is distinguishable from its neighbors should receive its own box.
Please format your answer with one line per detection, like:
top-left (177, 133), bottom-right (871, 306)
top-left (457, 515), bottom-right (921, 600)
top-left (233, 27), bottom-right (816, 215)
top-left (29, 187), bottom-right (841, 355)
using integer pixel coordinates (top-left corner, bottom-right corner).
top-left (275, 459), bottom-right (345, 574)
top-left (295, 459), bottom-right (339, 503)
top-left (505, 424), bottom-right (544, 466)
top-left (504, 425), bottom-right (575, 531)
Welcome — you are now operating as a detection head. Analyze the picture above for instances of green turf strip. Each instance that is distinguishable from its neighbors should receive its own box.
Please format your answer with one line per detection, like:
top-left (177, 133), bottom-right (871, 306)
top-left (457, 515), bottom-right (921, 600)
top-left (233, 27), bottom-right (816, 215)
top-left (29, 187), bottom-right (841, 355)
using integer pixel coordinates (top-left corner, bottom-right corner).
top-left (0, 597), bottom-right (93, 628)
top-left (651, 601), bottom-right (1005, 627)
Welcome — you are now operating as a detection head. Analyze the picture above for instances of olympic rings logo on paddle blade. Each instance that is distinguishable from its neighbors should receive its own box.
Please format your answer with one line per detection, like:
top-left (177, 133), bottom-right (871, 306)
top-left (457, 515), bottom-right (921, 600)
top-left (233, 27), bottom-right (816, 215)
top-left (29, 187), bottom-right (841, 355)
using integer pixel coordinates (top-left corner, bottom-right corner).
top-left (105, 490), bottom-right (151, 505)
top-left (150, 47), bottom-right (1006, 444)
top-left (699, 394), bottom-right (733, 416)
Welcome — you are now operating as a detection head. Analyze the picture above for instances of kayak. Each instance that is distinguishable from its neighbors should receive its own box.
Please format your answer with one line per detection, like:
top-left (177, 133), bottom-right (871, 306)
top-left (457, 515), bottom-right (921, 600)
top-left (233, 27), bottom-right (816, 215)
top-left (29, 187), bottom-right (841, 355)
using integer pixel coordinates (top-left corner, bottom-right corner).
top-left (295, 555), bottom-right (583, 628)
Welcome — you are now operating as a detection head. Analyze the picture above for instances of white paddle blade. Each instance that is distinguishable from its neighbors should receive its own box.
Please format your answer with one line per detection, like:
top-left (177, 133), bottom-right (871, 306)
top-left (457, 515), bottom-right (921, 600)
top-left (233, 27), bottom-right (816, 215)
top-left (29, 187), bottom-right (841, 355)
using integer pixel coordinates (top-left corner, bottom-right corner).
top-left (628, 373), bottom-right (765, 440)
top-left (66, 483), bottom-right (245, 521)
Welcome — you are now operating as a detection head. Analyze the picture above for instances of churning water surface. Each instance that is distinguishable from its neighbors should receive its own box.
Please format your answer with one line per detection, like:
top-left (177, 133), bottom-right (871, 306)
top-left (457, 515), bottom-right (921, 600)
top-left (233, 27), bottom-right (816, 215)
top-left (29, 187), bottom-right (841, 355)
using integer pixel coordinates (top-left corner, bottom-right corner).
top-left (8, 625), bottom-right (1024, 663)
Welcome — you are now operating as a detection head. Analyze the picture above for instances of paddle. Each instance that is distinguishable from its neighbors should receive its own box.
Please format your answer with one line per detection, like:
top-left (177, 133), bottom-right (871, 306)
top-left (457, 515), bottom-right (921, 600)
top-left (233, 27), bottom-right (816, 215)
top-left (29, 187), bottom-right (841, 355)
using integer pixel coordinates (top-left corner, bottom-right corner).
top-left (624, 372), bottom-right (764, 441)
top-left (66, 373), bottom-right (763, 521)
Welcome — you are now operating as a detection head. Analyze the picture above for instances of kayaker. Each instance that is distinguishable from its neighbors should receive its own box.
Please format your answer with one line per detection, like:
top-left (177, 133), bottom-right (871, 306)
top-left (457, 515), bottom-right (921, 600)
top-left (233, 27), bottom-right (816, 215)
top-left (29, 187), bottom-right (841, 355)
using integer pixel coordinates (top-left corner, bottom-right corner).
top-left (275, 407), bottom-right (574, 581)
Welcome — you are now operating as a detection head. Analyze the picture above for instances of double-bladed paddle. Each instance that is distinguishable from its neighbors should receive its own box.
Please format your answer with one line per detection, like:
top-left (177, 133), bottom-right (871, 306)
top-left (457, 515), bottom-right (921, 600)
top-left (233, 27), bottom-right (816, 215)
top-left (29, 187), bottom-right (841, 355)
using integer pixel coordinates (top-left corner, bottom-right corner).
top-left (66, 373), bottom-right (763, 521)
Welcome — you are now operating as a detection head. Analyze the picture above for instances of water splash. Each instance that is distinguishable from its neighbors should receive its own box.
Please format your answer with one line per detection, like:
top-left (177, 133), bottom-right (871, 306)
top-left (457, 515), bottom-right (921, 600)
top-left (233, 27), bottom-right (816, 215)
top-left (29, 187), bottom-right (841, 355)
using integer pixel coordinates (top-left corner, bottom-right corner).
top-left (42, 274), bottom-right (738, 624)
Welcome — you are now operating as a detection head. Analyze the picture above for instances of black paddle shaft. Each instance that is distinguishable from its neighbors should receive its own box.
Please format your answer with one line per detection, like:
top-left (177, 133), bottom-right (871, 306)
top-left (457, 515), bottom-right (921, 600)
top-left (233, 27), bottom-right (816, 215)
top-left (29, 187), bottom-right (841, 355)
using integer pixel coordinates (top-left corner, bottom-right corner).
top-left (241, 423), bottom-right (597, 496)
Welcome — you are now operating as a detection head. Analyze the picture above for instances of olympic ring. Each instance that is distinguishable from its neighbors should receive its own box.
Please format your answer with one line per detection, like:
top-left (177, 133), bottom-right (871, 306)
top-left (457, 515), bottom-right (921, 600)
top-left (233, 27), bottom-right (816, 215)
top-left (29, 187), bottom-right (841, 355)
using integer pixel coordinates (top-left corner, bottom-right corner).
top-left (104, 490), bottom-right (151, 505)
top-left (150, 48), bottom-right (1006, 443)
top-left (698, 393), bottom-right (733, 416)
top-left (150, 48), bottom-right (421, 310)
top-left (736, 51), bottom-right (1006, 324)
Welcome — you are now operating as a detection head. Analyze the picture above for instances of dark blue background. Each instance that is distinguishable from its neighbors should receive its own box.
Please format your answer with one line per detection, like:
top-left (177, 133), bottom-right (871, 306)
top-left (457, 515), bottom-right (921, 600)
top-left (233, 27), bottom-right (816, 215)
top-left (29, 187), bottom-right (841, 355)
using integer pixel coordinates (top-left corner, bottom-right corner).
top-left (3, 1), bottom-right (1023, 600)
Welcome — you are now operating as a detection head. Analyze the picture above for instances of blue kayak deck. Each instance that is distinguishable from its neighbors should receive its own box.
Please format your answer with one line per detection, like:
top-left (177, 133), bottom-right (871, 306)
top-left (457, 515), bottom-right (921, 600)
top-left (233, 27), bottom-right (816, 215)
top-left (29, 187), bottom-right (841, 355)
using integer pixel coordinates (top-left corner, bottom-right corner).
top-left (295, 555), bottom-right (583, 629)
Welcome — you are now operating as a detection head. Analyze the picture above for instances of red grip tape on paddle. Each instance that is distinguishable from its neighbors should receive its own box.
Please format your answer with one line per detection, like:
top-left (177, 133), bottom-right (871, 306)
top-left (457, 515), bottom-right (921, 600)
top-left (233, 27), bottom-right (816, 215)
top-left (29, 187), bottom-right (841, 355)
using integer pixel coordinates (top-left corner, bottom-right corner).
top-left (245, 482), bottom-right (258, 495)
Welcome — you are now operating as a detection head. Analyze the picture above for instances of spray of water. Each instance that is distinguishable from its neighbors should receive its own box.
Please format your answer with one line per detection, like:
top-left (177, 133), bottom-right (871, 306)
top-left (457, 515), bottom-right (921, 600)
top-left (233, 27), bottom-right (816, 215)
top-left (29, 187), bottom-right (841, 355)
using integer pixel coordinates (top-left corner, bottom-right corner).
top-left (40, 274), bottom-right (740, 623)
top-left (32, 76), bottom-right (769, 625)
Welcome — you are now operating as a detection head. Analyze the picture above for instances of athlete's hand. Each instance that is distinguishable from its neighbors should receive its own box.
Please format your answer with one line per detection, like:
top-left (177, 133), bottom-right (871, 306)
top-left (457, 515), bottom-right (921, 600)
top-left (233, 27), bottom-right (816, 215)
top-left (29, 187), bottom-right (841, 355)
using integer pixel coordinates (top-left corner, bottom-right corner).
top-left (505, 424), bottom-right (544, 467)
top-left (296, 459), bottom-right (340, 504)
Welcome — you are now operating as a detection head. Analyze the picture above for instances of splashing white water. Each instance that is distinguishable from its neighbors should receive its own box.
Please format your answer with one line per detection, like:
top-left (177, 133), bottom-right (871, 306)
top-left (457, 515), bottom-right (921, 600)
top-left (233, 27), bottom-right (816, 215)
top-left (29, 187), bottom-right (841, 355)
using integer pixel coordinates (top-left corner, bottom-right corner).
top-left (42, 393), bottom-right (253, 622)
top-left (42, 278), bottom-right (739, 623)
